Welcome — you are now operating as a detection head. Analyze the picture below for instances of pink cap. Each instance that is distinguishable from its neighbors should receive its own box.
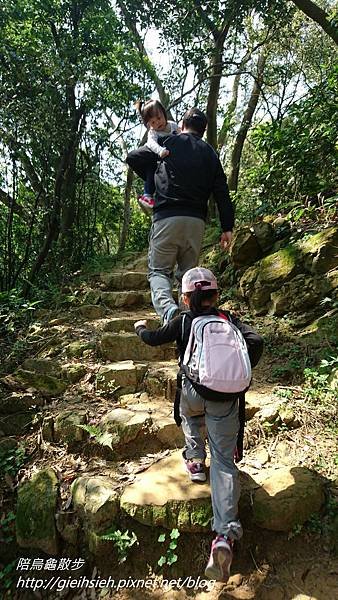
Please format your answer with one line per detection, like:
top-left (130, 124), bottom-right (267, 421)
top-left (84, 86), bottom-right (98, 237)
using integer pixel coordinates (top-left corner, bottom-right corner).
top-left (182, 267), bottom-right (218, 293)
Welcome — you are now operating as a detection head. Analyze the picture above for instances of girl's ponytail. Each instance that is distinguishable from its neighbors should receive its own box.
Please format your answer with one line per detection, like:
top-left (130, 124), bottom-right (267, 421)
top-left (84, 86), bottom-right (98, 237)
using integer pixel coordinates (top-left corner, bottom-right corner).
top-left (134, 100), bottom-right (144, 117)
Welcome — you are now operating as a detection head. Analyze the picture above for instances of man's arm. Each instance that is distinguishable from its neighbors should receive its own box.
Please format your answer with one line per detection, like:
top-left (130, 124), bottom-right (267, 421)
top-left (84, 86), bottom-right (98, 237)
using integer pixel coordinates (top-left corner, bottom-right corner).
top-left (212, 159), bottom-right (235, 248)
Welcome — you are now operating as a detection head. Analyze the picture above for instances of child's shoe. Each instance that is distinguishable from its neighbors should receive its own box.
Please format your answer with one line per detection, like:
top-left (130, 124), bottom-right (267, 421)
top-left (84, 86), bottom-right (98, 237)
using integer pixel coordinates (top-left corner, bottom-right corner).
top-left (138, 194), bottom-right (154, 215)
top-left (184, 456), bottom-right (206, 482)
top-left (205, 535), bottom-right (233, 582)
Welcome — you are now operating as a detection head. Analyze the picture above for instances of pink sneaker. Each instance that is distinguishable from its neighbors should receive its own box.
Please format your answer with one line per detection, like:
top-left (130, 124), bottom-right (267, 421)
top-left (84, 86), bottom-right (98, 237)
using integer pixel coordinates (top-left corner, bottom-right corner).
top-left (205, 535), bottom-right (233, 582)
top-left (138, 194), bottom-right (154, 214)
top-left (184, 457), bottom-right (206, 482)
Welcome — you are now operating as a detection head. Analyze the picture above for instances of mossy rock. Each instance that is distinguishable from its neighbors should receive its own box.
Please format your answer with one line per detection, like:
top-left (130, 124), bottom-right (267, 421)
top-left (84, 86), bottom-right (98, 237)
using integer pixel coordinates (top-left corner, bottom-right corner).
top-left (22, 358), bottom-right (62, 376)
top-left (300, 309), bottom-right (338, 345)
top-left (65, 340), bottom-right (95, 358)
top-left (297, 227), bottom-right (338, 274)
top-left (99, 333), bottom-right (175, 362)
top-left (230, 226), bottom-right (262, 267)
top-left (269, 274), bottom-right (331, 316)
top-left (71, 476), bottom-right (119, 534)
top-left (14, 369), bottom-right (67, 396)
top-left (96, 361), bottom-right (147, 396)
top-left (0, 412), bottom-right (35, 435)
top-left (54, 410), bottom-right (88, 444)
top-left (0, 392), bottom-right (43, 414)
top-left (100, 290), bottom-right (152, 309)
top-left (16, 468), bottom-right (59, 555)
top-left (61, 363), bottom-right (87, 383)
top-left (77, 305), bottom-right (106, 320)
top-left (100, 407), bottom-right (152, 446)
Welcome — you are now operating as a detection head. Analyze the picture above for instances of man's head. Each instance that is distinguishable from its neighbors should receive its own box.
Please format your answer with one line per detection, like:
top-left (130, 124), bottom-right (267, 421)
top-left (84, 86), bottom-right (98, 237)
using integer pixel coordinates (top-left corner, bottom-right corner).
top-left (182, 108), bottom-right (207, 137)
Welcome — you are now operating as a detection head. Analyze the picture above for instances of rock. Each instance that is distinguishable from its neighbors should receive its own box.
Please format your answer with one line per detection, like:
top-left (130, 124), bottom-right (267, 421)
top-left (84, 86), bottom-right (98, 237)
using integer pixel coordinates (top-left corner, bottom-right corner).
top-left (253, 222), bottom-right (275, 253)
top-left (297, 227), bottom-right (338, 274)
top-left (99, 333), bottom-right (175, 362)
top-left (13, 369), bottom-right (67, 396)
top-left (245, 389), bottom-right (274, 420)
top-left (61, 363), bottom-right (87, 383)
top-left (0, 412), bottom-right (35, 435)
top-left (55, 511), bottom-right (79, 545)
top-left (71, 476), bottom-right (119, 534)
top-left (78, 305), bottom-right (106, 320)
top-left (100, 290), bottom-right (151, 309)
top-left (120, 450), bottom-right (212, 532)
top-left (269, 274), bottom-right (331, 316)
top-left (258, 404), bottom-right (280, 424)
top-left (300, 309), bottom-right (338, 344)
top-left (16, 468), bottom-right (59, 554)
top-left (100, 407), bottom-right (152, 446)
top-left (252, 466), bottom-right (325, 531)
top-left (230, 226), bottom-right (262, 267)
top-left (22, 358), bottom-right (61, 376)
top-left (0, 392), bottom-right (43, 414)
top-left (96, 361), bottom-right (147, 396)
top-left (54, 410), bottom-right (88, 444)
top-left (65, 341), bottom-right (95, 358)
top-left (103, 316), bottom-right (159, 333)
top-left (143, 361), bottom-right (178, 401)
top-left (279, 406), bottom-right (300, 428)
top-left (101, 271), bottom-right (148, 291)
top-left (329, 367), bottom-right (338, 390)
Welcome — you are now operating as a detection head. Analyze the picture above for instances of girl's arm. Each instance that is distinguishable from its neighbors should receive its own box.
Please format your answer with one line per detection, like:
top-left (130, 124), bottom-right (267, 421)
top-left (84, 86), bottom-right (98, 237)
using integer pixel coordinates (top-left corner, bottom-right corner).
top-left (146, 129), bottom-right (168, 157)
top-left (134, 316), bottom-right (181, 346)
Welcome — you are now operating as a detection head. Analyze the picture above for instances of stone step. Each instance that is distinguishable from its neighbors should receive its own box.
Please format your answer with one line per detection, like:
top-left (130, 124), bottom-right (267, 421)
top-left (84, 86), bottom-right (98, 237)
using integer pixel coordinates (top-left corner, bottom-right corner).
top-left (143, 360), bottom-right (178, 401)
top-left (100, 290), bottom-right (152, 309)
top-left (120, 449), bottom-right (325, 533)
top-left (99, 333), bottom-right (175, 362)
top-left (100, 271), bottom-right (149, 291)
top-left (102, 315), bottom-right (160, 333)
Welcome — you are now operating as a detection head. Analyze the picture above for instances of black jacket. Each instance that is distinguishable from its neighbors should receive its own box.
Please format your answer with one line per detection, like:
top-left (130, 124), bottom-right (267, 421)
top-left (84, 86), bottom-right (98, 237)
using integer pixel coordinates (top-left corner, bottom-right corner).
top-left (153, 133), bottom-right (234, 232)
top-left (135, 307), bottom-right (264, 402)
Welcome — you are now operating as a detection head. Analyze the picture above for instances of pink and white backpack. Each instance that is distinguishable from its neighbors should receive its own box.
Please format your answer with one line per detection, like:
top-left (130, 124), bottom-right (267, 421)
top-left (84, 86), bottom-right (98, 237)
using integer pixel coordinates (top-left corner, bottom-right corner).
top-left (182, 313), bottom-right (251, 393)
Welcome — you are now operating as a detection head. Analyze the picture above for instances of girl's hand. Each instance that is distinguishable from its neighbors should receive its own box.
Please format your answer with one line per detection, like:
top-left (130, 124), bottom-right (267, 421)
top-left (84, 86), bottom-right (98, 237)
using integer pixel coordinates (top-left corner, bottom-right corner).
top-left (160, 148), bottom-right (170, 158)
top-left (134, 319), bottom-right (147, 330)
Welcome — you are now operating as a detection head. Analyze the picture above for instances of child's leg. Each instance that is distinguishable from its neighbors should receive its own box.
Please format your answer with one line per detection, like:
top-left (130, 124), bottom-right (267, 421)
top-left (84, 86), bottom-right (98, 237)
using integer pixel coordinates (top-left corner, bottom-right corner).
top-left (180, 376), bottom-right (206, 460)
top-left (144, 166), bottom-right (155, 196)
top-left (126, 146), bottom-right (157, 182)
top-left (205, 398), bottom-right (242, 541)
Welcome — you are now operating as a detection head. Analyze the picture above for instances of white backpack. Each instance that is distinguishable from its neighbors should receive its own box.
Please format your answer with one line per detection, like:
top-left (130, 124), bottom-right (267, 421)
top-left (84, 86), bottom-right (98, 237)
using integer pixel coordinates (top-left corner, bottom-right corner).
top-left (182, 313), bottom-right (252, 393)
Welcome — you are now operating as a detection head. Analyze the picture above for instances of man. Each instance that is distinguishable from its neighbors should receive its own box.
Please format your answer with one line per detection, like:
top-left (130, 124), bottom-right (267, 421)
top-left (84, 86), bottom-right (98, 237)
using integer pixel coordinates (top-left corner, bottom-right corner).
top-left (128, 107), bottom-right (234, 322)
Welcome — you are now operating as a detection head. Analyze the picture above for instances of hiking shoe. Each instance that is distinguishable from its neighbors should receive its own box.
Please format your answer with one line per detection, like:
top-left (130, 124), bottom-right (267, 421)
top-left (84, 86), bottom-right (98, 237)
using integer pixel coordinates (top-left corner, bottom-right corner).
top-left (205, 535), bottom-right (233, 582)
top-left (138, 194), bottom-right (154, 214)
top-left (184, 457), bottom-right (206, 482)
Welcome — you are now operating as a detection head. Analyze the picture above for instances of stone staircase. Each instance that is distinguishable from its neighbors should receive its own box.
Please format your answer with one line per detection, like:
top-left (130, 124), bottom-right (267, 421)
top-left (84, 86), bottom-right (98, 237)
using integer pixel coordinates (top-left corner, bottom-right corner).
top-left (10, 259), bottom-right (326, 568)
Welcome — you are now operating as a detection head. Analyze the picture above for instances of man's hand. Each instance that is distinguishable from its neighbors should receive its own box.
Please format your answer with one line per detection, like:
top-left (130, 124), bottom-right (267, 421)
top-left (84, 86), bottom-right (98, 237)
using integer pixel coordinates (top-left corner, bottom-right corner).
top-left (134, 319), bottom-right (147, 330)
top-left (220, 231), bottom-right (232, 251)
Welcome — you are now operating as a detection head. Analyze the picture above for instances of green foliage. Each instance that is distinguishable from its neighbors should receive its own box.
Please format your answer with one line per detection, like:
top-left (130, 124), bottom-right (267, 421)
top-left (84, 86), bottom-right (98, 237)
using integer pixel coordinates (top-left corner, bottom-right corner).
top-left (157, 528), bottom-right (180, 568)
top-left (240, 64), bottom-right (338, 214)
top-left (0, 560), bottom-right (16, 592)
top-left (99, 528), bottom-right (138, 563)
top-left (0, 512), bottom-right (16, 544)
top-left (126, 200), bottom-right (151, 252)
top-left (77, 424), bottom-right (114, 450)
top-left (0, 445), bottom-right (25, 478)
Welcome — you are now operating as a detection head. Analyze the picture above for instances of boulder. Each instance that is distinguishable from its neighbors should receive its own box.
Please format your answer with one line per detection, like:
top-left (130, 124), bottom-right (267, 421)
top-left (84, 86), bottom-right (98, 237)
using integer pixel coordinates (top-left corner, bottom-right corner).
top-left (71, 476), bottom-right (119, 534)
top-left (270, 274), bottom-right (331, 316)
top-left (297, 227), bottom-right (338, 274)
top-left (101, 271), bottom-right (148, 291)
top-left (54, 410), bottom-right (88, 444)
top-left (61, 363), bottom-right (87, 383)
top-left (0, 412), bottom-right (35, 435)
top-left (13, 369), bottom-right (67, 396)
top-left (252, 466), bottom-right (325, 531)
top-left (253, 222), bottom-right (275, 253)
top-left (65, 340), bottom-right (95, 358)
top-left (230, 226), bottom-right (262, 267)
top-left (22, 358), bottom-right (61, 376)
top-left (143, 361), bottom-right (178, 401)
top-left (16, 468), bottom-right (59, 554)
top-left (77, 305), bottom-right (106, 320)
top-left (0, 392), bottom-right (42, 414)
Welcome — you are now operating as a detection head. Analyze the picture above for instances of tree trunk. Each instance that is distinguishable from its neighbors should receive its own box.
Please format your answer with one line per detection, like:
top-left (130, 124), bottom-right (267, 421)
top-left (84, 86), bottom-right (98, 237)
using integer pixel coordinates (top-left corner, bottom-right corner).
top-left (206, 29), bottom-right (229, 150)
top-left (119, 166), bottom-right (134, 252)
top-left (228, 52), bottom-right (267, 192)
top-left (291, 0), bottom-right (338, 45)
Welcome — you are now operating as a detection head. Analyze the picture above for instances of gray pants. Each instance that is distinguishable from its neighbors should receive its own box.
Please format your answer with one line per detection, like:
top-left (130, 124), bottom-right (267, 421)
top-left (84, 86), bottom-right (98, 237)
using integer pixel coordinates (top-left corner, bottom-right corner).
top-left (180, 376), bottom-right (243, 540)
top-left (148, 216), bottom-right (205, 320)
